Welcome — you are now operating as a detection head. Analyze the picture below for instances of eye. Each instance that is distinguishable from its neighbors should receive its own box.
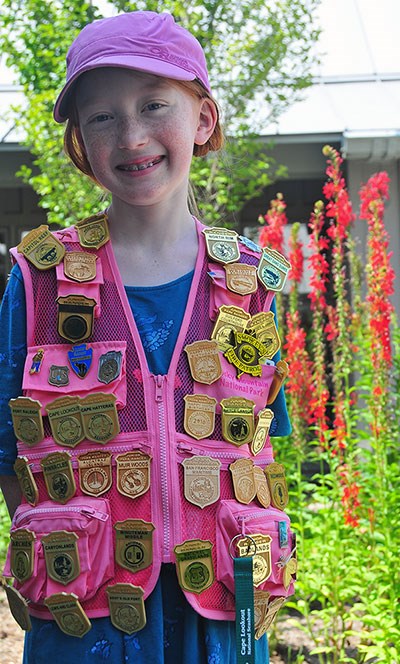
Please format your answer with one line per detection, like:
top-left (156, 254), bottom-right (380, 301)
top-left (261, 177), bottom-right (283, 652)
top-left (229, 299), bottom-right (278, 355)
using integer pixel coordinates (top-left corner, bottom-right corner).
top-left (144, 102), bottom-right (165, 112)
top-left (90, 113), bottom-right (112, 123)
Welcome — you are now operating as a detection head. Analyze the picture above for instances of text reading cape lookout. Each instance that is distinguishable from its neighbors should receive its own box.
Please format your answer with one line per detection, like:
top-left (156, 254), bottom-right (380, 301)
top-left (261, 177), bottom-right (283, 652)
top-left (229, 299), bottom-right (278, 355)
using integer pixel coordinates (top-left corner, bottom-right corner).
top-left (3, 214), bottom-right (296, 640)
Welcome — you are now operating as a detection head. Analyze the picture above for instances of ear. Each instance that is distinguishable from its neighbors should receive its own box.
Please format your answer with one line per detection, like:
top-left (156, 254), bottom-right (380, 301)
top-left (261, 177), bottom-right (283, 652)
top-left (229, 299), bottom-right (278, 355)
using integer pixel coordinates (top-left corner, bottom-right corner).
top-left (194, 98), bottom-right (218, 146)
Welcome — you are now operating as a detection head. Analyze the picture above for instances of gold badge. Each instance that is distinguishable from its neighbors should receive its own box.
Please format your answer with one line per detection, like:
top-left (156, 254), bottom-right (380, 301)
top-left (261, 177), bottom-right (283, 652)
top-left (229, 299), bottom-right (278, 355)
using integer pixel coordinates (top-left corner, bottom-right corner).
top-left (247, 312), bottom-right (281, 359)
top-left (183, 394), bottom-right (217, 440)
top-left (3, 584), bottom-right (32, 631)
top-left (224, 263), bottom-right (258, 295)
top-left (251, 408), bottom-right (274, 456)
top-left (44, 592), bottom-right (91, 638)
top-left (254, 590), bottom-right (270, 639)
top-left (174, 539), bottom-right (214, 594)
top-left (221, 397), bottom-right (255, 446)
top-left (281, 555), bottom-right (297, 590)
top-left (9, 397), bottom-right (44, 446)
top-left (13, 457), bottom-right (39, 506)
top-left (184, 340), bottom-right (222, 385)
top-left (267, 360), bottom-right (289, 405)
top-left (255, 596), bottom-right (286, 638)
top-left (116, 451), bottom-right (151, 499)
top-left (78, 451), bottom-right (112, 496)
top-left (230, 458), bottom-right (256, 504)
top-left (10, 529), bottom-right (35, 582)
top-left (265, 462), bottom-right (289, 510)
top-left (203, 228), bottom-right (240, 264)
top-left (57, 295), bottom-right (96, 343)
top-left (80, 393), bottom-right (120, 444)
top-left (46, 396), bottom-right (85, 448)
top-left (17, 225), bottom-right (65, 270)
top-left (106, 584), bottom-right (146, 634)
top-left (41, 451), bottom-right (76, 504)
top-left (257, 248), bottom-right (291, 292)
top-left (42, 531), bottom-right (80, 585)
top-left (115, 520), bottom-right (154, 572)
top-left (64, 251), bottom-right (97, 282)
top-left (76, 213), bottom-right (110, 250)
top-left (237, 533), bottom-right (272, 587)
top-left (224, 331), bottom-right (268, 378)
top-left (182, 456), bottom-right (221, 508)
top-left (211, 306), bottom-right (251, 351)
top-left (253, 465), bottom-right (271, 509)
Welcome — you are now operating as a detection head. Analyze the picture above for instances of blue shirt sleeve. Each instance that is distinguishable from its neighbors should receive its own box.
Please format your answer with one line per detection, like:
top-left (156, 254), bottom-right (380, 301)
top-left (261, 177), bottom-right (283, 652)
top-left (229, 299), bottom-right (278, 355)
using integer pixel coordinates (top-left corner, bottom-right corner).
top-left (0, 263), bottom-right (27, 475)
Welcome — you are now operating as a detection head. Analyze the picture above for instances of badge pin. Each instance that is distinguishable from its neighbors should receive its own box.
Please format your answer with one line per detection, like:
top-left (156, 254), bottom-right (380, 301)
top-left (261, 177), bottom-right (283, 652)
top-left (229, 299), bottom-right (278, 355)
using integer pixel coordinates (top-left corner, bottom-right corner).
top-left (211, 305), bottom-right (251, 352)
top-left (224, 263), bottom-right (258, 295)
top-left (221, 397), bottom-right (255, 446)
top-left (251, 408), bottom-right (274, 456)
top-left (78, 450), bottom-right (112, 496)
top-left (9, 397), bottom-right (44, 446)
top-left (17, 225), bottom-right (65, 270)
top-left (80, 393), bottom-right (120, 444)
top-left (203, 228), bottom-right (240, 264)
top-left (13, 457), bottom-right (39, 506)
top-left (278, 521), bottom-right (289, 549)
top-left (264, 462), bottom-right (289, 510)
top-left (10, 529), bottom-right (36, 583)
top-left (184, 340), bottom-right (222, 385)
top-left (114, 520), bottom-right (155, 573)
top-left (3, 584), bottom-right (32, 632)
top-left (257, 248), bottom-right (291, 292)
top-left (237, 533), bottom-right (272, 587)
top-left (46, 396), bottom-right (84, 448)
top-left (247, 312), bottom-right (281, 359)
top-left (64, 251), bottom-right (97, 282)
top-left (183, 394), bottom-right (217, 440)
top-left (40, 451), bottom-right (76, 503)
top-left (224, 331), bottom-right (268, 378)
top-left (239, 235), bottom-right (262, 254)
top-left (174, 539), bottom-right (214, 594)
top-left (106, 584), bottom-right (146, 635)
top-left (253, 465), bottom-right (271, 509)
top-left (57, 295), bottom-right (96, 343)
top-left (42, 531), bottom-right (80, 585)
top-left (68, 343), bottom-right (93, 379)
top-left (44, 592), bottom-right (91, 638)
top-left (48, 365), bottom-right (70, 387)
top-left (267, 360), bottom-right (289, 405)
top-left (76, 213), bottom-right (110, 250)
top-left (116, 452), bottom-right (151, 499)
top-left (29, 349), bottom-right (44, 374)
top-left (230, 458), bottom-right (256, 504)
top-left (255, 596), bottom-right (286, 638)
top-left (98, 351), bottom-right (123, 385)
top-left (182, 456), bottom-right (221, 508)
top-left (254, 590), bottom-right (271, 637)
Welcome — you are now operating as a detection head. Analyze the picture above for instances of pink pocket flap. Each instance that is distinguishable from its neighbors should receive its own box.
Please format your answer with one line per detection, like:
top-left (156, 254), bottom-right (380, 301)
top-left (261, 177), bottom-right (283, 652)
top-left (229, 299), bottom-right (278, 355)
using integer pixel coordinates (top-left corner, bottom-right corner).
top-left (56, 256), bottom-right (104, 318)
top-left (208, 263), bottom-right (252, 321)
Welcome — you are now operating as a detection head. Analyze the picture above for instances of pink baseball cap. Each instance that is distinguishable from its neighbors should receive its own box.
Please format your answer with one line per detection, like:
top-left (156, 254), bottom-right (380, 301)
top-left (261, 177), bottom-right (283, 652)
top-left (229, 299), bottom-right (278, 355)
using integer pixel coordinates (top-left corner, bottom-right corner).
top-left (54, 11), bottom-right (212, 122)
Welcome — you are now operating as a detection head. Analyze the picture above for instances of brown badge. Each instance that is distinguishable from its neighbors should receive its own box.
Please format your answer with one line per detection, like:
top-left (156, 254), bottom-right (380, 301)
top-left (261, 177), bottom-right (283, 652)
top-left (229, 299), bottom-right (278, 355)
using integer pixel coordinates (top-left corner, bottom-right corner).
top-left (255, 596), bottom-right (286, 638)
top-left (182, 456), bottom-right (221, 508)
top-left (40, 451), bottom-right (76, 504)
top-left (116, 451), bottom-right (151, 499)
top-left (247, 312), bottom-right (281, 359)
top-left (253, 465), bottom-right (271, 509)
top-left (265, 462), bottom-right (289, 510)
top-left (184, 340), bottom-right (222, 385)
top-left (221, 397), bottom-right (255, 446)
top-left (78, 451), bottom-right (112, 496)
top-left (183, 394), bottom-right (217, 440)
top-left (254, 590), bottom-right (271, 639)
top-left (266, 360), bottom-right (289, 405)
top-left (114, 520), bottom-right (154, 573)
top-left (76, 213), bottom-right (110, 250)
top-left (64, 251), bottom-right (97, 282)
top-left (44, 592), bottom-right (91, 638)
top-left (17, 225), bottom-right (65, 270)
top-left (42, 531), bottom-right (80, 585)
top-left (9, 397), bottom-right (44, 446)
top-left (237, 533), bottom-right (272, 587)
top-left (106, 584), bottom-right (146, 634)
top-left (250, 408), bottom-right (274, 456)
top-left (3, 584), bottom-right (32, 632)
top-left (257, 248), bottom-right (291, 292)
top-left (46, 396), bottom-right (85, 448)
top-left (211, 305), bottom-right (251, 351)
top-left (14, 457), bottom-right (39, 506)
top-left (230, 458), bottom-right (256, 504)
top-left (80, 393), bottom-right (120, 444)
top-left (174, 539), bottom-right (214, 594)
top-left (10, 529), bottom-right (35, 583)
top-left (203, 228), bottom-right (240, 264)
top-left (224, 331), bottom-right (268, 378)
top-left (57, 295), bottom-right (96, 344)
top-left (224, 263), bottom-right (258, 295)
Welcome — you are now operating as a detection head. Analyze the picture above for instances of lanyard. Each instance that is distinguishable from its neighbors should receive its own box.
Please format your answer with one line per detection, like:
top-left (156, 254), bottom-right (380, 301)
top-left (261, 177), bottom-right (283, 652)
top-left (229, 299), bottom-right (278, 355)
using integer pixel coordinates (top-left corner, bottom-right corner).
top-left (234, 555), bottom-right (255, 664)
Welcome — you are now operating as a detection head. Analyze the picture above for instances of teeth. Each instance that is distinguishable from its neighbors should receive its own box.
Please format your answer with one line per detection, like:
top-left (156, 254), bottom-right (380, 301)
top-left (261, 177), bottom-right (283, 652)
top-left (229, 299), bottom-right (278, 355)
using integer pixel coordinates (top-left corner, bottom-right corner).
top-left (121, 159), bottom-right (158, 172)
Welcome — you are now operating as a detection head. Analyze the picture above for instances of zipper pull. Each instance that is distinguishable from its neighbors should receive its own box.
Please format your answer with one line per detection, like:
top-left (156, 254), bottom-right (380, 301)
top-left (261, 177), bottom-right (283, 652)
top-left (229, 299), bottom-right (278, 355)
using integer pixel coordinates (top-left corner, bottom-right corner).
top-left (81, 507), bottom-right (109, 522)
top-left (154, 375), bottom-right (164, 402)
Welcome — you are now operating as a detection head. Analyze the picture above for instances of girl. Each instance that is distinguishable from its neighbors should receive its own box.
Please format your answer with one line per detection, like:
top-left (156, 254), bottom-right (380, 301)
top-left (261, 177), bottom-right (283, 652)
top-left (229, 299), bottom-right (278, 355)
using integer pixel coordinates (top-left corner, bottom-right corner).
top-left (0, 11), bottom-right (293, 663)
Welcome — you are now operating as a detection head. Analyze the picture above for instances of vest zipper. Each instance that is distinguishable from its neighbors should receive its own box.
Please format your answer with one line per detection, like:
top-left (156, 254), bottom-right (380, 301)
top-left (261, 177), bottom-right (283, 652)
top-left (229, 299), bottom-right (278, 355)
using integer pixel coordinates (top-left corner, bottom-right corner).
top-left (153, 374), bottom-right (172, 561)
top-left (14, 505), bottom-right (109, 527)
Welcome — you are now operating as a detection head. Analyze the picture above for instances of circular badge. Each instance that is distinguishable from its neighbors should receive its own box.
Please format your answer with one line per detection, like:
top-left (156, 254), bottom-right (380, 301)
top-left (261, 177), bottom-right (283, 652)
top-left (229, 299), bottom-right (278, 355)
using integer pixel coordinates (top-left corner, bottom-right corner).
top-left (57, 416), bottom-right (82, 445)
top-left (53, 553), bottom-right (74, 581)
top-left (123, 542), bottom-right (145, 569)
top-left (51, 473), bottom-right (70, 500)
top-left (18, 417), bottom-right (40, 444)
top-left (211, 242), bottom-right (236, 261)
top-left (228, 417), bottom-right (249, 442)
top-left (87, 414), bottom-right (113, 441)
top-left (184, 561), bottom-right (210, 591)
top-left (62, 315), bottom-right (88, 341)
top-left (115, 605), bottom-right (140, 632)
top-left (120, 469), bottom-right (146, 496)
top-left (35, 243), bottom-right (58, 266)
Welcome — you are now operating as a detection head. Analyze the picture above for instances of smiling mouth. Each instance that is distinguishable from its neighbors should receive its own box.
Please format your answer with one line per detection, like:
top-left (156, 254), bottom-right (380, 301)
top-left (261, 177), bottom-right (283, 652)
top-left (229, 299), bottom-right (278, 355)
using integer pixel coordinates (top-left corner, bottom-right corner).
top-left (117, 157), bottom-right (164, 172)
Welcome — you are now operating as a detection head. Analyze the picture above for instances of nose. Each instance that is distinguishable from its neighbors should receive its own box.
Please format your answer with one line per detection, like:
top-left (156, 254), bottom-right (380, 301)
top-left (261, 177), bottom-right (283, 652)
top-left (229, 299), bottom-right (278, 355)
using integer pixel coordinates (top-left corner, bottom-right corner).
top-left (117, 115), bottom-right (149, 149)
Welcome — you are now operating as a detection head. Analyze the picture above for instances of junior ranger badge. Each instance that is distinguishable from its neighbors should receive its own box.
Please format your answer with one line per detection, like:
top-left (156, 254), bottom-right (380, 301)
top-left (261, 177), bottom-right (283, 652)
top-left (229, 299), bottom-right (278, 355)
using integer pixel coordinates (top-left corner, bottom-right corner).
top-left (253, 465), bottom-right (271, 509)
top-left (183, 394), bottom-right (217, 440)
top-left (106, 584), bottom-right (146, 634)
top-left (247, 312), bottom-right (281, 359)
top-left (78, 450), bottom-right (112, 496)
top-left (237, 533), bottom-right (272, 587)
top-left (266, 360), bottom-right (289, 405)
top-left (257, 248), bottom-right (291, 292)
top-left (64, 251), bottom-right (97, 282)
top-left (42, 531), bottom-right (80, 585)
top-left (3, 584), bottom-right (32, 632)
top-left (211, 305), bottom-right (251, 351)
top-left (41, 451), bottom-right (76, 503)
top-left (44, 592), bottom-right (91, 638)
top-left (203, 228), bottom-right (240, 264)
top-left (13, 457), bottom-right (39, 506)
top-left (224, 331), bottom-right (268, 378)
top-left (9, 397), bottom-right (44, 446)
top-left (68, 343), bottom-right (93, 379)
top-left (98, 350), bottom-right (123, 384)
top-left (29, 348), bottom-right (44, 374)
top-left (10, 529), bottom-right (35, 582)
top-left (184, 340), bottom-right (222, 385)
top-left (80, 393), bottom-right (119, 444)
top-left (264, 462), bottom-right (289, 510)
top-left (17, 225), bottom-right (65, 270)
top-left (224, 263), bottom-right (258, 295)
top-left (48, 365), bottom-right (70, 387)
top-left (76, 213), bottom-right (110, 250)
top-left (254, 590), bottom-right (271, 638)
top-left (255, 596), bottom-right (286, 638)
top-left (46, 396), bottom-right (85, 448)
top-left (230, 458), bottom-right (256, 504)
top-left (250, 408), bottom-right (274, 456)
top-left (114, 520), bottom-right (154, 572)
top-left (182, 456), bottom-right (221, 508)
top-left (116, 451), bottom-right (151, 499)
top-left (221, 397), bottom-right (255, 446)
top-left (57, 295), bottom-right (96, 343)
top-left (174, 539), bottom-right (214, 594)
